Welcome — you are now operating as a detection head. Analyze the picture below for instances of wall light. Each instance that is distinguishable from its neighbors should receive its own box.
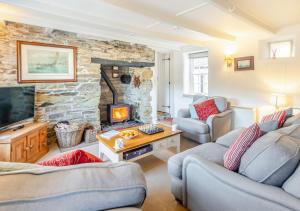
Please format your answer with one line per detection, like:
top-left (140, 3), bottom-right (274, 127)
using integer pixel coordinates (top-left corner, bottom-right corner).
top-left (224, 45), bottom-right (236, 68)
top-left (224, 55), bottom-right (234, 67)
top-left (271, 93), bottom-right (287, 110)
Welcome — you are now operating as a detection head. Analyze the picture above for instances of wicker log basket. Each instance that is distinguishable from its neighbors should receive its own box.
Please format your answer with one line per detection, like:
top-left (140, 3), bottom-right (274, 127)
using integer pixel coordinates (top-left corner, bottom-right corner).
top-left (83, 124), bottom-right (98, 143)
top-left (54, 121), bottom-right (86, 148)
top-left (84, 129), bottom-right (98, 143)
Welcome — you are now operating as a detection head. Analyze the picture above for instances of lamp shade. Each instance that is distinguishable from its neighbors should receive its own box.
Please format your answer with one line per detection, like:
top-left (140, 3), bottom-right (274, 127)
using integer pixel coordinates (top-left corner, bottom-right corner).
top-left (271, 93), bottom-right (287, 108)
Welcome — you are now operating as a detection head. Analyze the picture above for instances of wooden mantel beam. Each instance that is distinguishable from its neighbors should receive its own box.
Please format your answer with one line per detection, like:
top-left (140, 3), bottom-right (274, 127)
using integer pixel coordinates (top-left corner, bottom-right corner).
top-left (91, 58), bottom-right (155, 67)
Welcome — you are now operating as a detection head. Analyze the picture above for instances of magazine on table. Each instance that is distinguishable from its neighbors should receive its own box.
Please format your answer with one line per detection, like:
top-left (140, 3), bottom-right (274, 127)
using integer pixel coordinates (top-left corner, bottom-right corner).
top-left (100, 130), bottom-right (120, 139)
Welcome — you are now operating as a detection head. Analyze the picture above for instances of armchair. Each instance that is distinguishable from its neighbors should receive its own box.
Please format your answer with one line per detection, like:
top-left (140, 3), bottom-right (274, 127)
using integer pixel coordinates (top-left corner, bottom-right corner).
top-left (173, 96), bottom-right (232, 143)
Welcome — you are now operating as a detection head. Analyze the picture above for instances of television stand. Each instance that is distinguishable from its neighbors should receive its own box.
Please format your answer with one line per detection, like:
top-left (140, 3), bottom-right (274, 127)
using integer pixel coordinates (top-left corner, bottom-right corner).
top-left (12, 125), bottom-right (25, 131)
top-left (0, 122), bottom-right (49, 163)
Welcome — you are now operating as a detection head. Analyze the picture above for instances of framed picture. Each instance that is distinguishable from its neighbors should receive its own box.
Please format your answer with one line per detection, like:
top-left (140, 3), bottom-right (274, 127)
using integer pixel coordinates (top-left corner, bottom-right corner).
top-left (17, 41), bottom-right (77, 83)
top-left (112, 66), bottom-right (120, 78)
top-left (234, 56), bottom-right (254, 71)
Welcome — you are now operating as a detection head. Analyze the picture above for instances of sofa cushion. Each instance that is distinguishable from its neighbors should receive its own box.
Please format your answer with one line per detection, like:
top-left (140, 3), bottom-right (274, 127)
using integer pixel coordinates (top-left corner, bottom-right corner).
top-left (189, 104), bottom-right (199, 119)
top-left (213, 96), bottom-right (228, 112)
top-left (224, 123), bottom-right (262, 171)
top-left (284, 113), bottom-right (300, 127)
top-left (173, 117), bottom-right (209, 134)
top-left (0, 162), bottom-right (146, 211)
top-left (189, 96), bottom-right (209, 119)
top-left (261, 110), bottom-right (286, 128)
top-left (216, 128), bottom-right (245, 147)
top-left (239, 130), bottom-right (300, 186)
top-left (276, 123), bottom-right (300, 138)
top-left (285, 107), bottom-right (293, 118)
top-left (192, 95), bottom-right (208, 103)
top-left (194, 99), bottom-right (219, 121)
top-left (0, 162), bottom-right (45, 172)
top-left (38, 150), bottom-right (102, 166)
top-left (259, 120), bottom-right (279, 134)
top-left (282, 164), bottom-right (300, 199)
top-left (192, 95), bottom-right (228, 112)
top-left (168, 143), bottom-right (227, 179)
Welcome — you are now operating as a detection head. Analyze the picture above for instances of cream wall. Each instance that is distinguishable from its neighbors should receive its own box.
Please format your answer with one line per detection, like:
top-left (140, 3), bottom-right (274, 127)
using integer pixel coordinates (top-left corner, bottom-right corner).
top-left (170, 25), bottom-right (300, 127)
top-left (208, 29), bottom-right (300, 108)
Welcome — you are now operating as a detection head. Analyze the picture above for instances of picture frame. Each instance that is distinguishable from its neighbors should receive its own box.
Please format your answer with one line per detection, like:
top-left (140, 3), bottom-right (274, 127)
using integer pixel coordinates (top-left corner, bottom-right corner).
top-left (17, 41), bottom-right (77, 83)
top-left (112, 66), bottom-right (120, 78)
top-left (234, 56), bottom-right (254, 71)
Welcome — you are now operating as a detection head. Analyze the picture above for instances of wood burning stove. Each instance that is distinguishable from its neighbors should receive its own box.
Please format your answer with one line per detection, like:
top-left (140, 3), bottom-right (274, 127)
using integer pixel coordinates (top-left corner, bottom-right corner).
top-left (101, 65), bottom-right (131, 124)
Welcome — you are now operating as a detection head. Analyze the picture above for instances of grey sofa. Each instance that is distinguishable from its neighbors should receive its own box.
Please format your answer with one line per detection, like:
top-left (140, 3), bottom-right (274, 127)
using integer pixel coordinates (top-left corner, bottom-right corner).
top-left (0, 162), bottom-right (146, 211)
top-left (168, 123), bottom-right (300, 211)
top-left (173, 95), bottom-right (232, 144)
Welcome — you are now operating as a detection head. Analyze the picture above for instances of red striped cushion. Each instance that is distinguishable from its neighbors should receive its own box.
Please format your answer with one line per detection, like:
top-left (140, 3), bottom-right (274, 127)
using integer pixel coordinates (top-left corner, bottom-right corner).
top-left (194, 99), bottom-right (219, 121)
top-left (261, 110), bottom-right (286, 128)
top-left (224, 123), bottom-right (261, 171)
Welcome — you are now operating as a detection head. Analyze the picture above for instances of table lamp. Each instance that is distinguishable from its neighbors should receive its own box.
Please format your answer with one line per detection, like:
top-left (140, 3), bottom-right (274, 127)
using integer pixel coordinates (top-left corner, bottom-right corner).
top-left (271, 93), bottom-right (287, 110)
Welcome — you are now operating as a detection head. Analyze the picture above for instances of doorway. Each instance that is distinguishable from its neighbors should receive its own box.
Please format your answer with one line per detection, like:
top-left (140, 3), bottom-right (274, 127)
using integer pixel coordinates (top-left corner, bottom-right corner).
top-left (157, 53), bottom-right (171, 121)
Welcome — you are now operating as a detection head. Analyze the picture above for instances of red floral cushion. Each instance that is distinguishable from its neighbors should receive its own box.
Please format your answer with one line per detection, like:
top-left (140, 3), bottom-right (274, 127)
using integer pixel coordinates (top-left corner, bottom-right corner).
top-left (261, 110), bottom-right (287, 128)
top-left (194, 99), bottom-right (219, 121)
top-left (37, 149), bottom-right (102, 166)
top-left (224, 123), bottom-right (262, 171)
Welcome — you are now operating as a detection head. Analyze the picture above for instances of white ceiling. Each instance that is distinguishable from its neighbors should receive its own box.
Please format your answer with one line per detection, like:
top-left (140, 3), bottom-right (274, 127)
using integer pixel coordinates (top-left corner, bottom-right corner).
top-left (232, 0), bottom-right (300, 29)
top-left (0, 0), bottom-right (299, 51)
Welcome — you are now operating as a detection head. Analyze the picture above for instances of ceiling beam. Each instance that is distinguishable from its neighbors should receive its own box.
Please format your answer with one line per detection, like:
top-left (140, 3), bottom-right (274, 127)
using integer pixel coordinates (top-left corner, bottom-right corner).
top-left (103, 0), bottom-right (235, 41)
top-left (175, 3), bottom-right (208, 16)
top-left (208, 0), bottom-right (276, 33)
top-left (0, 2), bottom-right (203, 48)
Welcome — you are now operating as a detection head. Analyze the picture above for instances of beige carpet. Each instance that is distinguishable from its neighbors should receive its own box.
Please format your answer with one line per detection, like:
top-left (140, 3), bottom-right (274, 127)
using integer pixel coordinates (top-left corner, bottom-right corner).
top-left (138, 138), bottom-right (197, 211)
top-left (40, 137), bottom-right (198, 211)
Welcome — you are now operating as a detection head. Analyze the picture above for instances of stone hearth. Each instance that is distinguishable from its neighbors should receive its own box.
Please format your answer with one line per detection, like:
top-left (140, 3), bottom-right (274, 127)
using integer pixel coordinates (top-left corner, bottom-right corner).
top-left (101, 120), bottom-right (144, 132)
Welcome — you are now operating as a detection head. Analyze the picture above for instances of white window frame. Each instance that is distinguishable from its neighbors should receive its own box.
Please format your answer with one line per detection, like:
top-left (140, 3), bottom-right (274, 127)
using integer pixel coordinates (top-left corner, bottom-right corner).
top-left (268, 40), bottom-right (294, 58)
top-left (183, 51), bottom-right (208, 96)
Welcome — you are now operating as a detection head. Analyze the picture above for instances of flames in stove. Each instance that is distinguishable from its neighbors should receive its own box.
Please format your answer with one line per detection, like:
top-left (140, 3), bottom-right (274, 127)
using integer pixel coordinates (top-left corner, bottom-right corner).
top-left (112, 106), bottom-right (129, 122)
top-left (108, 104), bottom-right (130, 124)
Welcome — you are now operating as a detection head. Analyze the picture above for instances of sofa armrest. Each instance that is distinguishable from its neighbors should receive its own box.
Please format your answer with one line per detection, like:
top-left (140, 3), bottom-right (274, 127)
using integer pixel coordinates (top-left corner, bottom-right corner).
top-left (206, 109), bottom-right (232, 142)
top-left (182, 155), bottom-right (300, 211)
top-left (177, 108), bottom-right (191, 118)
top-left (0, 162), bottom-right (147, 211)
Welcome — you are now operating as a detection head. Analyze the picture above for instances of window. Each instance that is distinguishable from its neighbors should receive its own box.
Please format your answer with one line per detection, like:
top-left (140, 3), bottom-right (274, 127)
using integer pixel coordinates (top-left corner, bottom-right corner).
top-left (269, 40), bottom-right (293, 58)
top-left (186, 51), bottom-right (208, 95)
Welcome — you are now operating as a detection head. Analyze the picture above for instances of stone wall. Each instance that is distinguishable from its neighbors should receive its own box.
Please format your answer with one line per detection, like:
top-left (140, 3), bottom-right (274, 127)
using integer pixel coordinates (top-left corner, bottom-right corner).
top-left (0, 21), bottom-right (155, 142)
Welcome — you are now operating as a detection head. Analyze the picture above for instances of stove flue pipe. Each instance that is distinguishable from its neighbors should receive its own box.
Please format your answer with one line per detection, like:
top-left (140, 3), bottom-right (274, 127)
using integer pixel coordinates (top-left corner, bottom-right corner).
top-left (101, 66), bottom-right (118, 105)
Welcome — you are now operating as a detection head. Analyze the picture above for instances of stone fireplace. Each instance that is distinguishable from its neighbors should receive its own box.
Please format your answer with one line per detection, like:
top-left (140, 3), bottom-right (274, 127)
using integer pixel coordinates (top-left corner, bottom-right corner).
top-left (92, 58), bottom-right (155, 129)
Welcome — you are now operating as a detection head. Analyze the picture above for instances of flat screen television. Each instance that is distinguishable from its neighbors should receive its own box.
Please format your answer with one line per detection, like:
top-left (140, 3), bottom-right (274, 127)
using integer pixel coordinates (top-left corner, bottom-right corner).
top-left (0, 86), bottom-right (35, 130)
